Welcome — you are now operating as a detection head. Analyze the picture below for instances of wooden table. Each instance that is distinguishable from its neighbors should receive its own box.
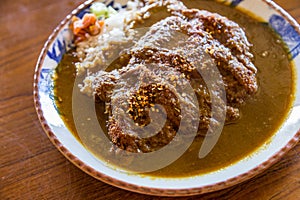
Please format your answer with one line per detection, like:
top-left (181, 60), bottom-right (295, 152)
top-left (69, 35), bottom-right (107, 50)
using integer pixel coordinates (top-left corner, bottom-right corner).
top-left (1, 0), bottom-right (299, 199)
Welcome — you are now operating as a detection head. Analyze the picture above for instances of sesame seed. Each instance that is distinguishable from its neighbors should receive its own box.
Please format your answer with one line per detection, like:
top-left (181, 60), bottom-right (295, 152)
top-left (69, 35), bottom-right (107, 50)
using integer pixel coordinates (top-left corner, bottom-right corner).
top-left (170, 75), bottom-right (176, 81)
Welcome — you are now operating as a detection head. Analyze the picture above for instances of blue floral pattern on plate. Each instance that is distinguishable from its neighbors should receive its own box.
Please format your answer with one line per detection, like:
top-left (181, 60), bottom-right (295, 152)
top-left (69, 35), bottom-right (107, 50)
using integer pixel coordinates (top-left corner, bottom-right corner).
top-left (269, 14), bottom-right (300, 59)
top-left (46, 38), bottom-right (67, 64)
top-left (230, 0), bottom-right (244, 7)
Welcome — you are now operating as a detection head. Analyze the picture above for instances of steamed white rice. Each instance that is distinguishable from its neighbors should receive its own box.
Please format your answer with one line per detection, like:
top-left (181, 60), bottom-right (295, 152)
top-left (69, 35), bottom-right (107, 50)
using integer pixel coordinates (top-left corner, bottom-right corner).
top-left (75, 0), bottom-right (142, 75)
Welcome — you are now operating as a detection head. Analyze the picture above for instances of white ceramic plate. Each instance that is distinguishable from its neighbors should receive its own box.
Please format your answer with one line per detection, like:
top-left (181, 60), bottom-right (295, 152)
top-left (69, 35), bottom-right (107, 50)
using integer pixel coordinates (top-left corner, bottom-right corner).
top-left (34, 0), bottom-right (300, 196)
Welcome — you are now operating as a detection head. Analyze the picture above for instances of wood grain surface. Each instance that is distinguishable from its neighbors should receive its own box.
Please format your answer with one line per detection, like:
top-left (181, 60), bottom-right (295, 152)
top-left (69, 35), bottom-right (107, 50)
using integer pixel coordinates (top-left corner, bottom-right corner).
top-left (0, 0), bottom-right (299, 199)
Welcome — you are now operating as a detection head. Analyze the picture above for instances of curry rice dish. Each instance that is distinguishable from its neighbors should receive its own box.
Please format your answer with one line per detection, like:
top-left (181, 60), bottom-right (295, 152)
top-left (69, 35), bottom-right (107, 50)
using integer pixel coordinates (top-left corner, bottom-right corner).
top-left (54, 0), bottom-right (295, 177)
